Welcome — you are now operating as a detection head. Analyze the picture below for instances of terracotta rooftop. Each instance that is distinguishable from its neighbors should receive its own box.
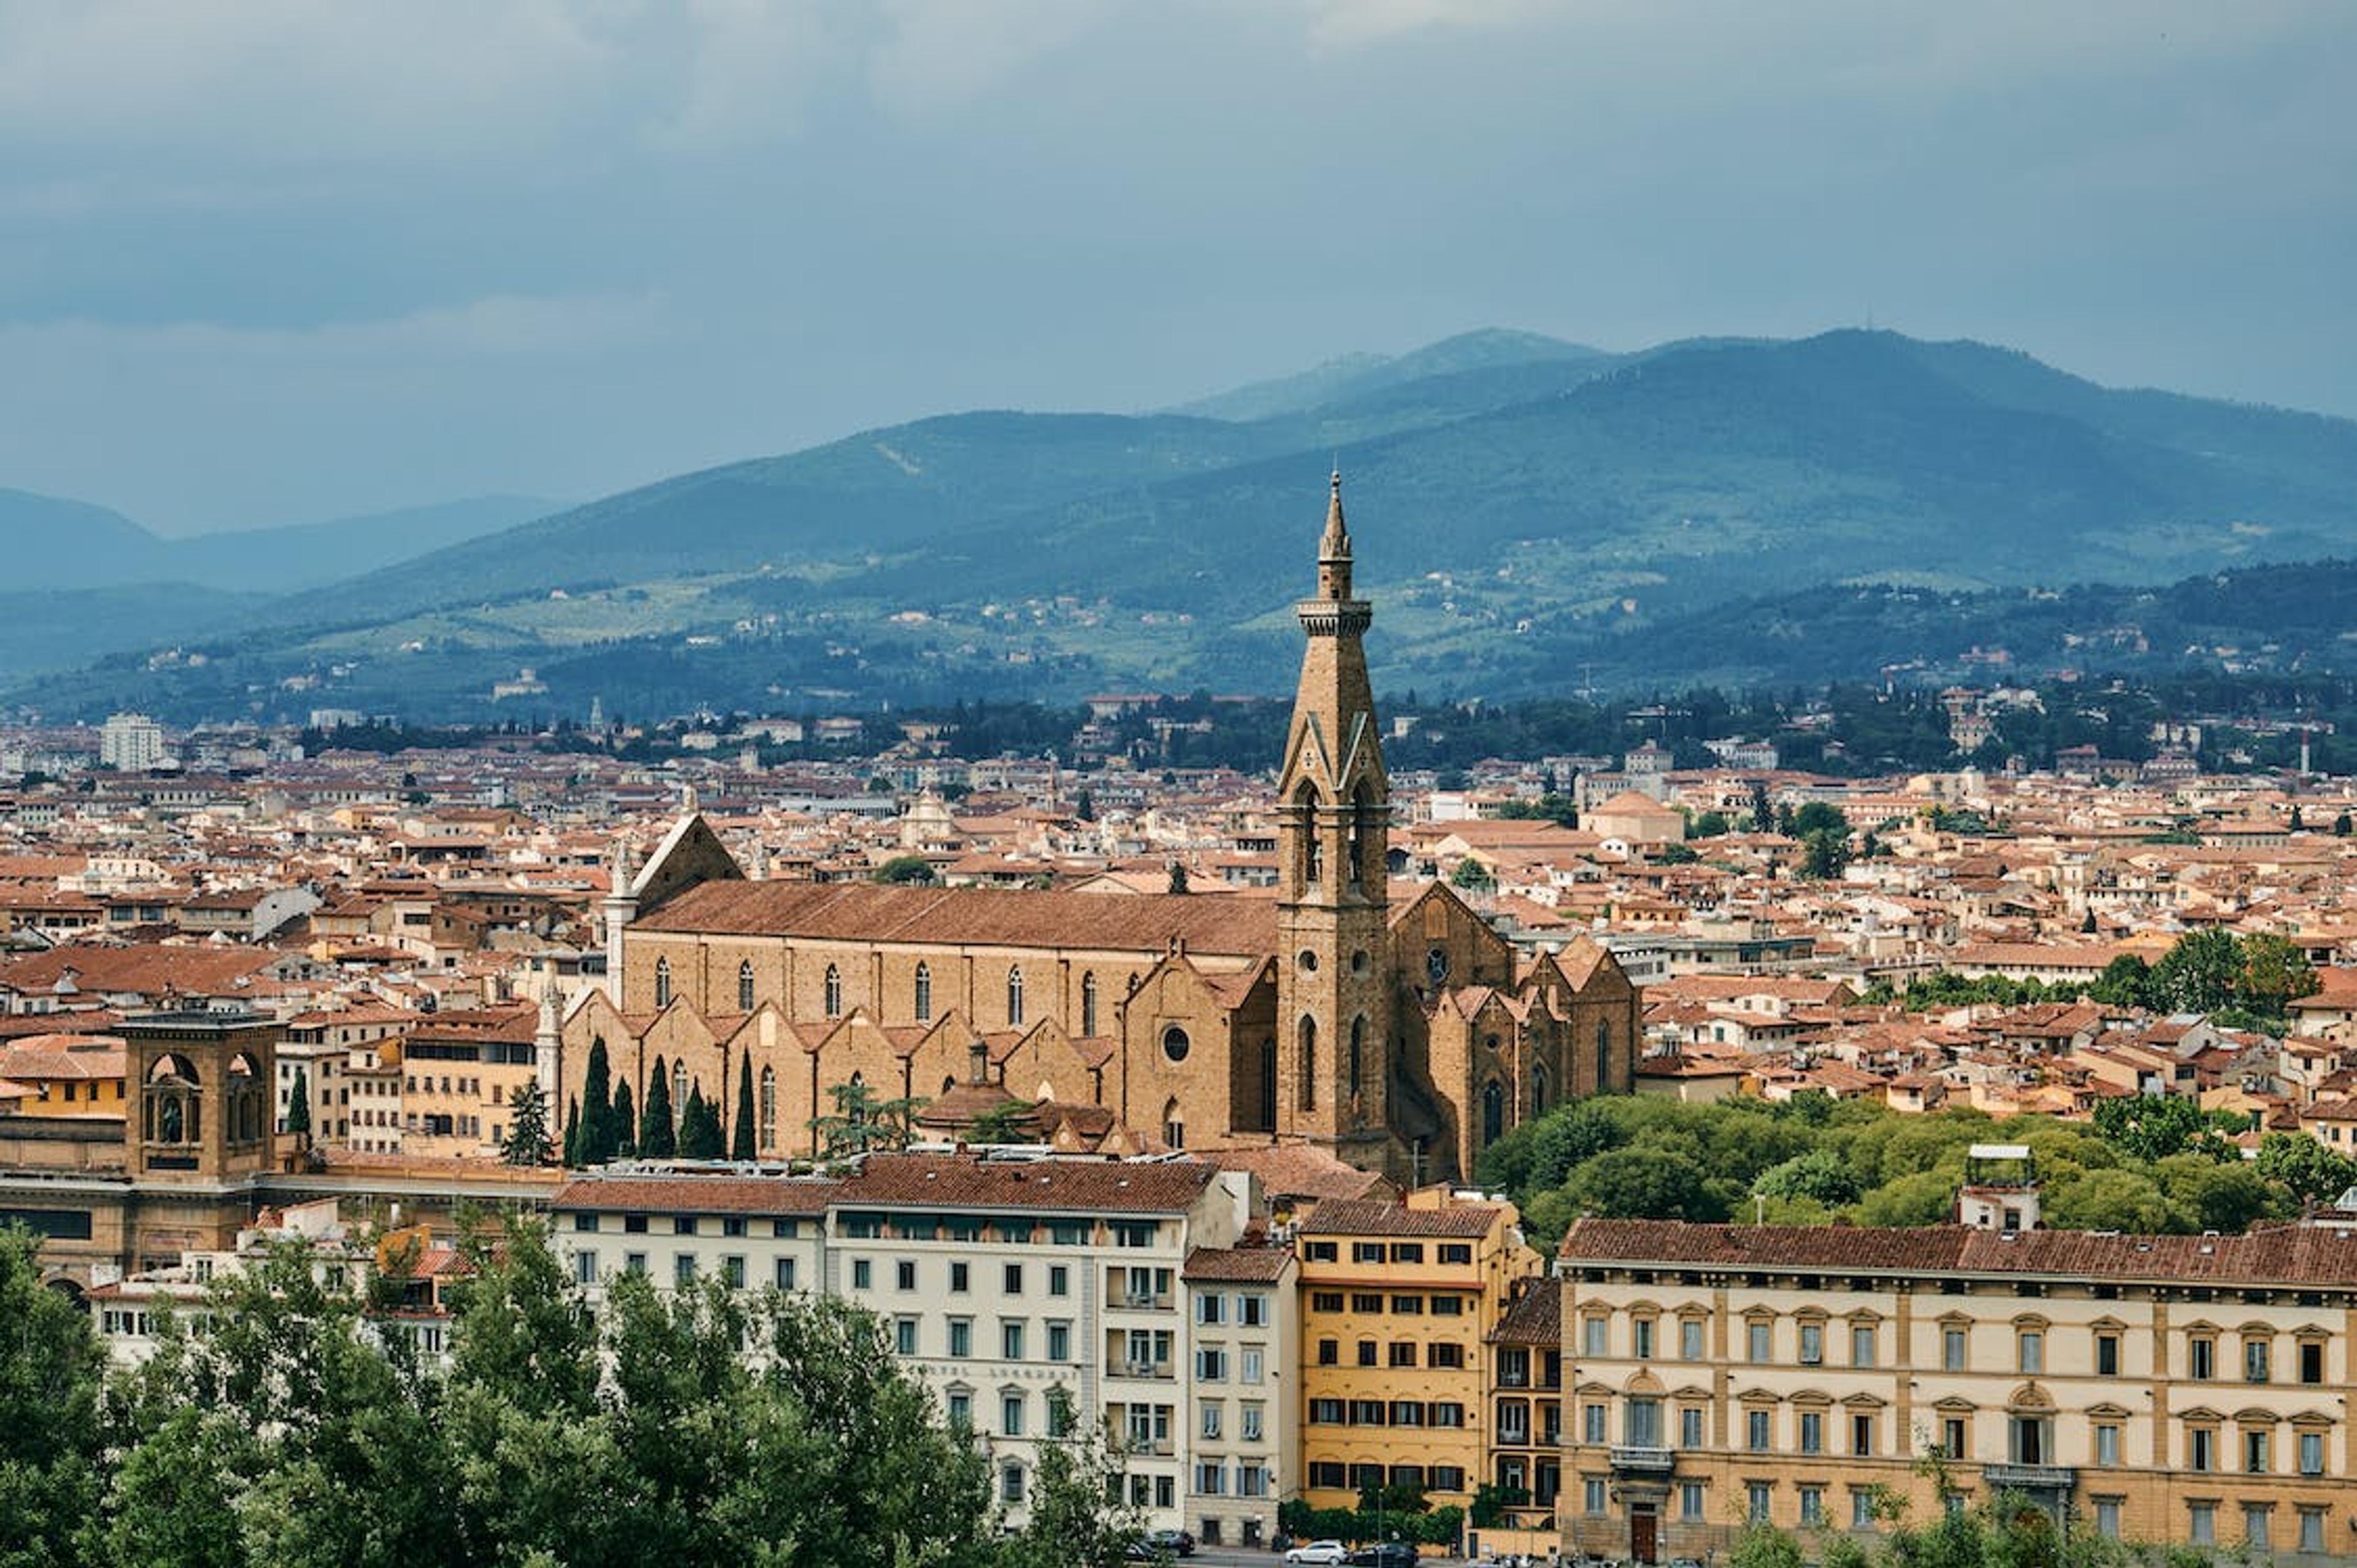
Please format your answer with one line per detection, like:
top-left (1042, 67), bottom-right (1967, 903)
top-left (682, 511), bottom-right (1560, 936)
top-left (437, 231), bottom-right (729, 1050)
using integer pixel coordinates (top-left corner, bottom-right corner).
top-left (552, 1174), bottom-right (837, 1216)
top-left (838, 1152), bottom-right (1215, 1213)
top-left (1183, 1245), bottom-right (1295, 1283)
top-left (1298, 1197), bottom-right (1506, 1239)
top-left (1562, 1218), bottom-right (2357, 1288)
top-left (637, 881), bottom-right (1277, 957)
top-left (1491, 1276), bottom-right (1562, 1345)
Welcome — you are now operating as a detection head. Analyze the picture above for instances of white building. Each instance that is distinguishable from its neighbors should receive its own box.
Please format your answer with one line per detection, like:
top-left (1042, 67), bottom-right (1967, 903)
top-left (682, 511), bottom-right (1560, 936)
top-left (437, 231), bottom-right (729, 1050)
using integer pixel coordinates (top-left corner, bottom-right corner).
top-left (99, 712), bottom-right (166, 772)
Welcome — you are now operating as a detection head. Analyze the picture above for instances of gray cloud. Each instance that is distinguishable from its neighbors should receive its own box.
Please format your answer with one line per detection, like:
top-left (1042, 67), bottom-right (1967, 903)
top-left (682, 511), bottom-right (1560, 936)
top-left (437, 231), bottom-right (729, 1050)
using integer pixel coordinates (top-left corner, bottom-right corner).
top-left (0, 0), bottom-right (2349, 531)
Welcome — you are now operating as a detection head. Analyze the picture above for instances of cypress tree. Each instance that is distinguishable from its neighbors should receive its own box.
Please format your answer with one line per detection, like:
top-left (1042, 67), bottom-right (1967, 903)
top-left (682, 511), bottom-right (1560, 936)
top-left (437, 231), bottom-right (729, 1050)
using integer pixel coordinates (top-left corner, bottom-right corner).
top-left (286, 1065), bottom-right (311, 1135)
top-left (681, 1082), bottom-right (724, 1159)
top-left (639, 1056), bottom-right (676, 1159)
top-left (613, 1081), bottom-right (638, 1158)
top-left (581, 1038), bottom-right (614, 1164)
top-left (562, 1095), bottom-right (581, 1166)
top-left (732, 1052), bottom-right (756, 1161)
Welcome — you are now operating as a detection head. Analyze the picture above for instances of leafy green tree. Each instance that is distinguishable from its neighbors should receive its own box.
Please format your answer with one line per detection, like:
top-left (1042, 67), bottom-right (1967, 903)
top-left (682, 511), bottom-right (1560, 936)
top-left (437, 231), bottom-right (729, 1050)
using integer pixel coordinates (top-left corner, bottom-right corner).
top-left (2235, 933), bottom-right (2319, 1019)
top-left (2336, 811), bottom-right (2352, 836)
top-left (1852, 1170), bottom-right (1959, 1227)
top-left (1075, 787), bottom-right (1096, 822)
top-left (732, 1053), bottom-right (756, 1161)
top-left (1691, 809), bottom-right (1730, 838)
top-left (639, 1056), bottom-right (677, 1159)
top-left (1728, 1523), bottom-right (1804, 1568)
top-left (1450, 857), bottom-right (1495, 891)
top-left (0, 1226), bottom-right (104, 1568)
top-left (2256, 1131), bottom-right (2357, 1207)
top-left (1005, 1385), bottom-right (1145, 1568)
top-left (1800, 828), bottom-right (1850, 879)
top-left (286, 1065), bottom-right (311, 1136)
top-left (2086, 954), bottom-right (2156, 1010)
top-left (1752, 1147), bottom-right (1862, 1208)
top-left (2047, 1167), bottom-right (2179, 1234)
top-left (503, 1079), bottom-right (554, 1166)
top-left (2154, 928), bottom-right (2242, 1013)
top-left (810, 1079), bottom-right (925, 1159)
top-left (2092, 1094), bottom-right (2234, 1164)
top-left (2156, 1153), bottom-right (2286, 1234)
top-left (1562, 1145), bottom-right (1727, 1221)
top-left (873, 855), bottom-right (936, 885)
top-left (1166, 860), bottom-right (1189, 894)
top-left (1788, 801), bottom-right (1850, 838)
top-left (966, 1097), bottom-right (1038, 1146)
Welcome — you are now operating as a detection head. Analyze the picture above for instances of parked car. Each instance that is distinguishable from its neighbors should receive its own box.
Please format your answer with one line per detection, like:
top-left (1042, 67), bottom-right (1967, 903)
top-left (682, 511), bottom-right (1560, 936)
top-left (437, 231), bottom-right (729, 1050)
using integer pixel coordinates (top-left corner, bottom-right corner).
top-left (1285, 1543), bottom-right (1349, 1566)
top-left (1147, 1529), bottom-right (1196, 1557)
top-left (1348, 1545), bottom-right (1418, 1567)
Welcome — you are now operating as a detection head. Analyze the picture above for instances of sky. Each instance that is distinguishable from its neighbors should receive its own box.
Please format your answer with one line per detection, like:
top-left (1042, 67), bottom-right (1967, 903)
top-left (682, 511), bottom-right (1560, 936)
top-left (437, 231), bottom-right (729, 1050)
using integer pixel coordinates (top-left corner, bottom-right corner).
top-left (1, 0), bottom-right (2353, 535)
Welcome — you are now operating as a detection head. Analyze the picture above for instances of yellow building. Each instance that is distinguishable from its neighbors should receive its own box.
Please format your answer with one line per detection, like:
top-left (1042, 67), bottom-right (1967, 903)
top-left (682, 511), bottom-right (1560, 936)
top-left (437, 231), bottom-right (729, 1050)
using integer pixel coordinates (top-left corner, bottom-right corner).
top-left (1559, 1214), bottom-right (2357, 1564)
top-left (1296, 1189), bottom-right (1545, 1516)
top-left (0, 1034), bottom-right (126, 1118)
top-left (397, 1005), bottom-right (544, 1159)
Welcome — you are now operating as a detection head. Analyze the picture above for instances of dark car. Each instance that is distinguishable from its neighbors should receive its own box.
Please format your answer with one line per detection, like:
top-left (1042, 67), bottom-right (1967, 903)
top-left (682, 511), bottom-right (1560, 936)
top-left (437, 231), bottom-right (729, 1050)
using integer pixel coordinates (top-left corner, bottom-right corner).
top-left (1147, 1529), bottom-right (1196, 1557)
top-left (1347, 1545), bottom-right (1418, 1567)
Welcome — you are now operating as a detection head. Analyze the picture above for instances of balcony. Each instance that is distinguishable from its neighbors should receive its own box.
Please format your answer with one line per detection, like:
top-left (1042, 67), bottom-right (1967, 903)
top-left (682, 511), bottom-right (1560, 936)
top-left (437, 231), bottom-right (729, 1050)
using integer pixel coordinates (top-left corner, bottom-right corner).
top-left (1983, 1464), bottom-right (2076, 1494)
top-left (1609, 1446), bottom-right (1676, 1476)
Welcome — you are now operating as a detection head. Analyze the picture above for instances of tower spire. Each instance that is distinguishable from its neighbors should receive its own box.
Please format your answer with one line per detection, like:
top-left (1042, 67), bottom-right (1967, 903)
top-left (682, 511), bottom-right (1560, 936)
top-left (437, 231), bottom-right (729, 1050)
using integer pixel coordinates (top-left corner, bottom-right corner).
top-left (1318, 469), bottom-right (1353, 600)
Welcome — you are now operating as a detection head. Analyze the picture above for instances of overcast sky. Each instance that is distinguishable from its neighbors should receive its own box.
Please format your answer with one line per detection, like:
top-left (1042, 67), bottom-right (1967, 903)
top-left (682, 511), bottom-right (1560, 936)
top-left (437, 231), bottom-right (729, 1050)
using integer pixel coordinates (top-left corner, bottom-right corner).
top-left (2, 0), bottom-right (2352, 534)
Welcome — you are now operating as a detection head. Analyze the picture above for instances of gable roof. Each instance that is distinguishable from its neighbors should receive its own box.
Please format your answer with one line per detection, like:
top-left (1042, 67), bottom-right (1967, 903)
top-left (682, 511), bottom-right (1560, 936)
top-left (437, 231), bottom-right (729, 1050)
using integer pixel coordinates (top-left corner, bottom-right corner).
top-left (638, 881), bottom-right (1277, 957)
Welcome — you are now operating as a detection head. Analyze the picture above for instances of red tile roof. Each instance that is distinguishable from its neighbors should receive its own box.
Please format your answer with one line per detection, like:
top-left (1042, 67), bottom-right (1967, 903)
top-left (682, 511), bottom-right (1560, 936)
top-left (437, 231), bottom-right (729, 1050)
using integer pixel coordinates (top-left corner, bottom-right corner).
top-left (636, 881), bottom-right (1277, 957)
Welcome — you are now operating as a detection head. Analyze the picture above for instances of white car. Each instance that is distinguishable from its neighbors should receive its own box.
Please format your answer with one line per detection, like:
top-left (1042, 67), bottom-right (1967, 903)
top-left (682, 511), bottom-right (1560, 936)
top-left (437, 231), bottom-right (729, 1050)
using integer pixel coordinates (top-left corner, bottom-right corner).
top-left (1286, 1544), bottom-right (1349, 1566)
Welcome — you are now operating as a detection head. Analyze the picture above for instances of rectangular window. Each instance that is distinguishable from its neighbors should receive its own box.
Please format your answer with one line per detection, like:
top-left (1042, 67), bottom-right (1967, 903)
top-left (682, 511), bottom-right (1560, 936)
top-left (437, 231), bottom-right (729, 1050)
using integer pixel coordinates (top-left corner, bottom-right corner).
top-left (2096, 1332), bottom-right (2119, 1377)
top-left (574, 1249), bottom-right (597, 1285)
top-left (2095, 1424), bottom-right (2120, 1467)
top-left (2189, 1504), bottom-right (2215, 1547)
top-left (1746, 1410), bottom-right (1771, 1451)
top-left (1800, 1412), bottom-right (1823, 1455)
top-left (950, 1262), bottom-right (969, 1294)
top-left (2245, 1339), bottom-right (2271, 1383)
top-left (1943, 1326), bottom-right (1967, 1372)
top-left (1000, 1392), bottom-right (1024, 1437)
top-left (1353, 1242), bottom-right (1386, 1264)
top-left (1005, 1263), bottom-right (1024, 1296)
top-left (2245, 1506), bottom-right (2270, 1553)
top-left (1680, 1481), bottom-right (1705, 1522)
top-left (1583, 1316), bottom-right (1608, 1356)
top-left (1430, 1294), bottom-right (1463, 1316)
top-left (1242, 1402), bottom-right (1264, 1440)
top-left (1357, 1341), bottom-right (1377, 1368)
top-left (851, 1259), bottom-right (871, 1291)
top-left (1388, 1342), bottom-right (1416, 1369)
top-left (1681, 1407), bottom-right (1705, 1448)
top-left (1201, 1402), bottom-right (1222, 1440)
top-left (1681, 1319), bottom-right (1705, 1361)
top-left (1747, 1483), bottom-right (1772, 1524)
top-left (1198, 1292), bottom-right (1225, 1325)
top-left (2245, 1429), bottom-right (2270, 1474)
top-left (722, 1255), bottom-right (746, 1289)
top-left (2189, 1427), bottom-right (2215, 1473)
top-left (1242, 1349), bottom-right (1264, 1384)
top-left (1852, 1324), bottom-right (1876, 1367)
top-left (1440, 1243), bottom-right (1473, 1264)
top-left (1852, 1413), bottom-right (1874, 1457)
top-left (1584, 1479), bottom-right (1607, 1516)
top-left (1584, 1404), bottom-right (1607, 1443)
top-left (1198, 1346), bottom-right (1228, 1381)
top-left (1002, 1321), bottom-right (1026, 1361)
top-left (1852, 1490), bottom-right (1877, 1529)
top-left (674, 1216), bottom-right (697, 1236)
top-left (2301, 1340), bottom-right (2324, 1384)
top-left (1048, 1321), bottom-right (1072, 1362)
top-left (2302, 1509), bottom-right (2327, 1554)
top-left (2189, 1337), bottom-right (2215, 1380)
top-left (1390, 1242), bottom-right (1424, 1263)
top-left (775, 1257), bottom-right (796, 1291)
top-left (1353, 1292), bottom-right (1385, 1314)
top-left (1430, 1342), bottom-right (1465, 1369)
top-left (2301, 1431), bottom-right (2325, 1475)
top-left (1748, 1321), bottom-right (1772, 1362)
top-left (1240, 1293), bottom-right (1267, 1327)
top-left (1390, 1295), bottom-right (1422, 1315)
top-left (1304, 1242), bottom-right (1337, 1262)
top-left (1317, 1339), bottom-right (1339, 1366)
top-left (1799, 1487), bottom-right (1824, 1527)
top-left (573, 1213), bottom-right (598, 1233)
top-left (896, 1317), bottom-right (918, 1356)
top-left (1312, 1291), bottom-right (1345, 1313)
top-left (1799, 1323), bottom-right (1824, 1365)
top-left (949, 1319), bottom-right (972, 1359)
top-left (625, 1252), bottom-right (647, 1276)
top-left (1309, 1398), bottom-right (1345, 1425)
top-left (2096, 1500), bottom-right (2123, 1541)
top-left (674, 1254), bottom-right (697, 1286)
top-left (1633, 1319), bottom-right (1655, 1359)
top-left (2018, 1331), bottom-right (2043, 1375)
top-left (1943, 1418), bottom-right (1967, 1459)
top-left (1050, 1264), bottom-right (1069, 1297)
top-left (896, 1259), bottom-right (916, 1291)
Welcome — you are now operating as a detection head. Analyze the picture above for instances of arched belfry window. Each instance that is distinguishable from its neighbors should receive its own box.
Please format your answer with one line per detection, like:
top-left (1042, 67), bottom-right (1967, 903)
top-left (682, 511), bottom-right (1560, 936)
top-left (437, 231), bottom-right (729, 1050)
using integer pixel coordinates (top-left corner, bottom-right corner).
top-left (738, 960), bottom-right (755, 1013)
top-left (1081, 971), bottom-right (1098, 1037)
top-left (654, 956), bottom-right (672, 1009)
top-left (914, 962), bottom-right (932, 1022)
top-left (226, 1052), bottom-right (264, 1146)
top-left (1296, 784), bottom-right (1323, 887)
top-left (1482, 1079), bottom-right (1506, 1146)
top-left (1007, 966), bottom-right (1025, 1027)
top-left (1299, 1016), bottom-right (1318, 1113)
top-left (823, 964), bottom-right (843, 1018)
top-left (144, 1053), bottom-right (199, 1147)
top-left (1348, 782), bottom-right (1374, 888)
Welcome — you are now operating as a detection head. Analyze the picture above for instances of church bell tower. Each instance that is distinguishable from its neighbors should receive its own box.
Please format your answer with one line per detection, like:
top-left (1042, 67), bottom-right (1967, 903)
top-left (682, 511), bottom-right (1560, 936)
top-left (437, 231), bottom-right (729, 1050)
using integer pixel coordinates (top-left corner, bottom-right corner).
top-left (1275, 473), bottom-right (1395, 1167)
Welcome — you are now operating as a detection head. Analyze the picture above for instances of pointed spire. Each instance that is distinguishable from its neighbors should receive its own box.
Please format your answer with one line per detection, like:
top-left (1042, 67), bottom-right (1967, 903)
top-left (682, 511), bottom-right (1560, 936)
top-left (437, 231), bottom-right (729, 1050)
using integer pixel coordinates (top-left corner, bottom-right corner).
top-left (1317, 469), bottom-right (1355, 601)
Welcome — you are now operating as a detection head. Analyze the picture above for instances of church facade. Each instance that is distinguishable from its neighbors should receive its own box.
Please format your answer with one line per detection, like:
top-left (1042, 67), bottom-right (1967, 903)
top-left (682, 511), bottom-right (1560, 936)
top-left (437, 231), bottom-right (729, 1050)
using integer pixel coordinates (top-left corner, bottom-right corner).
top-left (560, 477), bottom-right (1639, 1182)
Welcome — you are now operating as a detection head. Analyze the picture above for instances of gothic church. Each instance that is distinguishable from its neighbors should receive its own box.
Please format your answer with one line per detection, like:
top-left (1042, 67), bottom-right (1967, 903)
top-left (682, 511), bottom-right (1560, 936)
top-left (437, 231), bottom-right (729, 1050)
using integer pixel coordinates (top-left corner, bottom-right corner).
top-left (559, 477), bottom-right (1639, 1181)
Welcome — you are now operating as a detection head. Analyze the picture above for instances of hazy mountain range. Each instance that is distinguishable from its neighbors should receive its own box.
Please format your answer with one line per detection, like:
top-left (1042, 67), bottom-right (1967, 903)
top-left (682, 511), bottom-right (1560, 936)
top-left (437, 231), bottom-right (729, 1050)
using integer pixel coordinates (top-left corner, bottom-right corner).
top-left (9, 328), bottom-right (2357, 724)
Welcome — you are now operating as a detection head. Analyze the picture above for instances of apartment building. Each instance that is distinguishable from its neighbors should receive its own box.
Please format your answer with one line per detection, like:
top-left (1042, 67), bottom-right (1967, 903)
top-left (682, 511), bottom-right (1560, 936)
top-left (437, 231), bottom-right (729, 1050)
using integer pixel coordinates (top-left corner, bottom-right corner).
top-left (552, 1149), bottom-right (1257, 1535)
top-left (1184, 1245), bottom-right (1300, 1548)
top-left (1558, 1214), bottom-right (2357, 1565)
top-left (1296, 1189), bottom-right (1546, 1518)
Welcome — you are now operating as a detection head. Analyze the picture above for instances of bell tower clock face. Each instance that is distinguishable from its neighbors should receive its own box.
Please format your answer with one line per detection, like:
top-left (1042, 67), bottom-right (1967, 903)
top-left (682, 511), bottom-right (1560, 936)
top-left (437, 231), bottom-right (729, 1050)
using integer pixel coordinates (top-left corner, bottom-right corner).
top-left (1426, 946), bottom-right (1450, 986)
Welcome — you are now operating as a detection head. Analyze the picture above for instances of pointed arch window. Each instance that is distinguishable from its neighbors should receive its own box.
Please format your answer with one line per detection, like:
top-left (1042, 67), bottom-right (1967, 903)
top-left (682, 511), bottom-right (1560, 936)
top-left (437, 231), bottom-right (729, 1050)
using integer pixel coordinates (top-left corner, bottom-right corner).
top-left (1295, 784), bottom-right (1323, 888)
top-left (1596, 1019), bottom-right (1613, 1092)
top-left (1531, 1060), bottom-right (1550, 1116)
top-left (1081, 971), bottom-right (1098, 1037)
top-left (1162, 1097), bottom-right (1185, 1150)
top-left (673, 1062), bottom-right (689, 1130)
top-left (1348, 1016), bottom-right (1366, 1099)
top-left (1348, 782), bottom-right (1375, 889)
top-left (758, 1065), bottom-right (776, 1149)
top-left (1007, 966), bottom-right (1025, 1027)
top-left (1299, 1016), bottom-right (1318, 1113)
top-left (823, 964), bottom-right (843, 1018)
top-left (1482, 1079), bottom-right (1506, 1146)
top-left (654, 956), bottom-right (672, 1009)
top-left (738, 960), bottom-right (755, 1013)
top-left (914, 962), bottom-right (932, 1022)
